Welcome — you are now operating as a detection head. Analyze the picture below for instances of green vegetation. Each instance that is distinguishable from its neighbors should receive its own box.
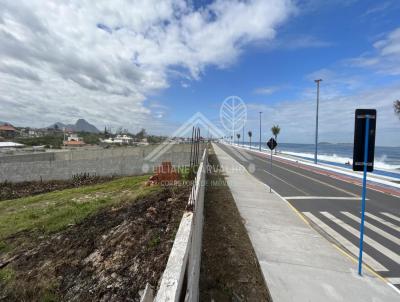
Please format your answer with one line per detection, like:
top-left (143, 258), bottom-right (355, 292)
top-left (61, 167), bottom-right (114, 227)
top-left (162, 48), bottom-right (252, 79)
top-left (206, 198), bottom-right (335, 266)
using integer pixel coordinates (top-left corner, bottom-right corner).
top-left (248, 131), bottom-right (252, 148)
top-left (271, 125), bottom-right (281, 140)
top-left (77, 132), bottom-right (104, 144)
top-left (16, 135), bottom-right (63, 148)
top-left (148, 233), bottom-right (161, 249)
top-left (0, 268), bottom-right (14, 284)
top-left (147, 135), bottom-right (166, 144)
top-left (0, 175), bottom-right (160, 251)
top-left (178, 165), bottom-right (198, 180)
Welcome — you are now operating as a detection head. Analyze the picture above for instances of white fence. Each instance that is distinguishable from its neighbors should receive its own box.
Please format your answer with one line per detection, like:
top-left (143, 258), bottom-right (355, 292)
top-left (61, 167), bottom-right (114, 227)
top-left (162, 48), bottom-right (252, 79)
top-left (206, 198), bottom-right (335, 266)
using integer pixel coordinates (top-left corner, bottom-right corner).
top-left (154, 148), bottom-right (208, 302)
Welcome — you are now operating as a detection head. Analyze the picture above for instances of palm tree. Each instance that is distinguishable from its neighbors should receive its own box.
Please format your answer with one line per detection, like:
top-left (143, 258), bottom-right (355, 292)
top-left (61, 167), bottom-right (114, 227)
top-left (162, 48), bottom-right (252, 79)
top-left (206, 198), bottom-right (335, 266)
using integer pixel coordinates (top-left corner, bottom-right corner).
top-left (271, 125), bottom-right (280, 153)
top-left (248, 131), bottom-right (252, 149)
top-left (236, 133), bottom-right (240, 145)
top-left (395, 100), bottom-right (400, 117)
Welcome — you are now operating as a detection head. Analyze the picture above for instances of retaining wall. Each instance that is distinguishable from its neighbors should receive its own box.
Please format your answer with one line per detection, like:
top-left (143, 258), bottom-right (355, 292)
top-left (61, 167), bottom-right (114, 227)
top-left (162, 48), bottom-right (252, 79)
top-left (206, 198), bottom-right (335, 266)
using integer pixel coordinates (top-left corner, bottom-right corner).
top-left (0, 143), bottom-right (206, 182)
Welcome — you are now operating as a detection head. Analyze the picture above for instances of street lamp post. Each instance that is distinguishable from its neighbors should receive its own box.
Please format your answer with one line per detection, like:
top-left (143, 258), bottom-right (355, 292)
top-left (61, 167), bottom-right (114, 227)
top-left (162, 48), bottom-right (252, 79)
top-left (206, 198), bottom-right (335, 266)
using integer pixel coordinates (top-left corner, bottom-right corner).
top-left (314, 79), bottom-right (322, 164)
top-left (259, 111), bottom-right (262, 151)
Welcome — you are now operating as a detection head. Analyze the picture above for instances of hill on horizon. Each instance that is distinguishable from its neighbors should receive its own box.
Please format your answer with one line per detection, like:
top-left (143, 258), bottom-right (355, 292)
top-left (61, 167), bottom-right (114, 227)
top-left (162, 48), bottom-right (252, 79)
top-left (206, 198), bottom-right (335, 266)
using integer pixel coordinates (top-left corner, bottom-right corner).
top-left (49, 119), bottom-right (100, 133)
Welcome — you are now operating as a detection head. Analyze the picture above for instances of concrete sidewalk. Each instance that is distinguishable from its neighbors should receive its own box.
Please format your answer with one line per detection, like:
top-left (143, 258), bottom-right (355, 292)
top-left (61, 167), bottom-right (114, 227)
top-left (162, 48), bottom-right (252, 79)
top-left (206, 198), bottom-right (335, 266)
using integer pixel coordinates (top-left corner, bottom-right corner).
top-left (213, 143), bottom-right (399, 302)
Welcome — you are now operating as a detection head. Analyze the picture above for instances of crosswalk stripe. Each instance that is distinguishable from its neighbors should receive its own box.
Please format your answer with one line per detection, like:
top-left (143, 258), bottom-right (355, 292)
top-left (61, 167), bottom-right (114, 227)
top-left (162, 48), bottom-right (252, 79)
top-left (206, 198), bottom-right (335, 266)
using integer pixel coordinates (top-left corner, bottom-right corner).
top-left (341, 212), bottom-right (400, 245)
top-left (387, 278), bottom-right (400, 285)
top-left (365, 213), bottom-right (400, 233)
top-left (303, 212), bottom-right (387, 272)
top-left (321, 212), bottom-right (400, 265)
top-left (382, 212), bottom-right (400, 223)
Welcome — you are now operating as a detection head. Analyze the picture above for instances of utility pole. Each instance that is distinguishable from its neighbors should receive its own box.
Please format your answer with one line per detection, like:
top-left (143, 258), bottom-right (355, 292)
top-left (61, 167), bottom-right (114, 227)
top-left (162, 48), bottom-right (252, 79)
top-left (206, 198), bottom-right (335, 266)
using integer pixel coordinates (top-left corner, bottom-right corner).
top-left (259, 111), bottom-right (262, 151)
top-left (314, 79), bottom-right (322, 164)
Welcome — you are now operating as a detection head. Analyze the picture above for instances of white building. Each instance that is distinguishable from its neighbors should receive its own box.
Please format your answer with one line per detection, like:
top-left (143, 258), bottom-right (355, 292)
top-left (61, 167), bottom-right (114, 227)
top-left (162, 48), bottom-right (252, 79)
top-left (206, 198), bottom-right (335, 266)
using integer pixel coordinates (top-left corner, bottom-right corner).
top-left (102, 134), bottom-right (133, 145)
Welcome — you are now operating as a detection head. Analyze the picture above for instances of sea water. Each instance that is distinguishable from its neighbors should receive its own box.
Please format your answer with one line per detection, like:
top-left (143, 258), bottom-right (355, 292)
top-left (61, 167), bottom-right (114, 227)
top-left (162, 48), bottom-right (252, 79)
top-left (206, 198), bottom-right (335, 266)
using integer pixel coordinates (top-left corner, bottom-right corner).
top-left (240, 142), bottom-right (400, 174)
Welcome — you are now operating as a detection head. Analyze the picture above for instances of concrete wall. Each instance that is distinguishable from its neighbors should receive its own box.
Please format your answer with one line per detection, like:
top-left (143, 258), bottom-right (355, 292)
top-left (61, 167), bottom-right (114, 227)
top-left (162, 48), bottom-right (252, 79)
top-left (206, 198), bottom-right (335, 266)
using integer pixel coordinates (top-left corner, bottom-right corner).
top-left (155, 149), bottom-right (207, 302)
top-left (0, 143), bottom-right (206, 182)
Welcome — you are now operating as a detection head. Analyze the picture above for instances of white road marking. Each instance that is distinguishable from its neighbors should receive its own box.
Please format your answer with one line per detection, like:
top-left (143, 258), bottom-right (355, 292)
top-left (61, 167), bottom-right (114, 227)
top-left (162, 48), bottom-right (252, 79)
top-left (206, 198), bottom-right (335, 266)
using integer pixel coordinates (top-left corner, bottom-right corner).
top-left (263, 169), bottom-right (309, 195)
top-left (387, 278), bottom-right (400, 285)
top-left (303, 212), bottom-right (387, 272)
top-left (341, 212), bottom-right (400, 245)
top-left (365, 213), bottom-right (400, 233)
top-left (382, 212), bottom-right (400, 223)
top-left (269, 161), bottom-right (359, 197)
top-left (321, 212), bottom-right (400, 265)
top-left (283, 196), bottom-right (365, 200)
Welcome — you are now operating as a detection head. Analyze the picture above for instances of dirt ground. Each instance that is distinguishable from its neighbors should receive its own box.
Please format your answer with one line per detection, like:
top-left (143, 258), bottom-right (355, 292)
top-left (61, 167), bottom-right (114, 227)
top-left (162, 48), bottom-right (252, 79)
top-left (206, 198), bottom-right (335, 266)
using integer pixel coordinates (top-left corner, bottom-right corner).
top-left (0, 174), bottom-right (118, 201)
top-left (199, 150), bottom-right (271, 302)
top-left (0, 185), bottom-right (190, 301)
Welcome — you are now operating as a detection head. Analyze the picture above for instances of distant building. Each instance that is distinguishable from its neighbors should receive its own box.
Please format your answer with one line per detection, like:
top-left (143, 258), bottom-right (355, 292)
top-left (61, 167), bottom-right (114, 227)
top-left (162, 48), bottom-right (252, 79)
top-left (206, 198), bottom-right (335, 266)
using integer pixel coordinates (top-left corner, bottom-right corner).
top-left (0, 124), bottom-right (17, 138)
top-left (63, 133), bottom-right (85, 147)
top-left (19, 128), bottom-right (45, 138)
top-left (137, 137), bottom-right (149, 145)
top-left (102, 134), bottom-right (133, 145)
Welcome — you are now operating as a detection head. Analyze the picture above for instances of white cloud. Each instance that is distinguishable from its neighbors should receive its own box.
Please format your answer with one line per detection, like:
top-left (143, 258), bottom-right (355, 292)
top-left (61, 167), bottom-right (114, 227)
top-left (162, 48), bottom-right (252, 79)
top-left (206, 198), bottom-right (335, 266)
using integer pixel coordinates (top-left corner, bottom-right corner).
top-left (0, 0), bottom-right (294, 132)
top-left (253, 86), bottom-right (280, 95)
top-left (350, 27), bottom-right (400, 75)
top-left (245, 84), bottom-right (400, 146)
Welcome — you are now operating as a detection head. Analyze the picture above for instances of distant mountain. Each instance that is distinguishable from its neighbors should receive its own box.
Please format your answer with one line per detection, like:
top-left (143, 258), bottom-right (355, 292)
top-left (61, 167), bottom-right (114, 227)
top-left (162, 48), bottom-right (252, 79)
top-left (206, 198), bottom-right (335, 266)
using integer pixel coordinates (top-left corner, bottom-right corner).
top-left (48, 119), bottom-right (100, 133)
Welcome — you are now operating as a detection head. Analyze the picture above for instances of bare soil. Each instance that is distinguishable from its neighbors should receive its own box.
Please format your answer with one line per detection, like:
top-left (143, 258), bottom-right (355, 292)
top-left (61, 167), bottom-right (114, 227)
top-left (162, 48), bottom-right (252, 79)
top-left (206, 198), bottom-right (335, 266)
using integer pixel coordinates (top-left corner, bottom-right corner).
top-left (0, 174), bottom-right (118, 201)
top-left (200, 150), bottom-right (271, 302)
top-left (0, 185), bottom-right (190, 301)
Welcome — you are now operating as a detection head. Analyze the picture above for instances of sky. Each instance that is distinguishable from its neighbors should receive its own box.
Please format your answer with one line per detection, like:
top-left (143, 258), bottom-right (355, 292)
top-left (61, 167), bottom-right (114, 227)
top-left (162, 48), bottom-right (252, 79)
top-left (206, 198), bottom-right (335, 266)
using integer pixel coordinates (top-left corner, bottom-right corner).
top-left (0, 0), bottom-right (399, 146)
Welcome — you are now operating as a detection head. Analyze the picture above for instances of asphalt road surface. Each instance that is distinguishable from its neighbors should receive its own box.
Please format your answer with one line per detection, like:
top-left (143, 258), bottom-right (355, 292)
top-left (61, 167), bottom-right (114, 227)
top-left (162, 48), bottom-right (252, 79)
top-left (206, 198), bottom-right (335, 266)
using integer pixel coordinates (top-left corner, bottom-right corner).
top-left (217, 143), bottom-right (400, 290)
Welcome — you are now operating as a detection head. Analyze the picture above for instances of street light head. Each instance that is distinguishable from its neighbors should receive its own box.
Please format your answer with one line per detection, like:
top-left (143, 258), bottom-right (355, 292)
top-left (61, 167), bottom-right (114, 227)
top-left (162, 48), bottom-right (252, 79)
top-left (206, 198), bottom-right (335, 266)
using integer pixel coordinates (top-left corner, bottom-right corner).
top-left (315, 79), bottom-right (322, 83)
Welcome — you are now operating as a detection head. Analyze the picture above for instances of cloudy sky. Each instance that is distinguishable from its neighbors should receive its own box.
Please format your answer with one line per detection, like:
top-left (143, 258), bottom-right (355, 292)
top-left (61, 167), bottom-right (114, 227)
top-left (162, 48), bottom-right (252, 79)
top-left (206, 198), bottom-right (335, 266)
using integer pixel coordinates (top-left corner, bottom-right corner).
top-left (0, 0), bottom-right (399, 146)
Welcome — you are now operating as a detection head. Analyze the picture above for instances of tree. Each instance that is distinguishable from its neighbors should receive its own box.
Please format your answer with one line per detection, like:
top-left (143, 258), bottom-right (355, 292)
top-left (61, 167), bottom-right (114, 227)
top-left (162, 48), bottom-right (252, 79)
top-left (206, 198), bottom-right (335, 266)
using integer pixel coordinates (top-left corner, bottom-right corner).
top-left (248, 131), bottom-right (252, 149)
top-left (271, 125), bottom-right (281, 153)
top-left (395, 100), bottom-right (400, 117)
top-left (136, 128), bottom-right (147, 140)
top-left (236, 133), bottom-right (240, 145)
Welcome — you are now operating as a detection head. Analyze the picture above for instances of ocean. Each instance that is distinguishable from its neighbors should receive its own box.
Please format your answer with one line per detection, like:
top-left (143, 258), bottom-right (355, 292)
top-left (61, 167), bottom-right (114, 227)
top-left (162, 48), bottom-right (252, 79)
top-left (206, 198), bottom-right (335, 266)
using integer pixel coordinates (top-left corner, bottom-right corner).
top-left (240, 142), bottom-right (400, 173)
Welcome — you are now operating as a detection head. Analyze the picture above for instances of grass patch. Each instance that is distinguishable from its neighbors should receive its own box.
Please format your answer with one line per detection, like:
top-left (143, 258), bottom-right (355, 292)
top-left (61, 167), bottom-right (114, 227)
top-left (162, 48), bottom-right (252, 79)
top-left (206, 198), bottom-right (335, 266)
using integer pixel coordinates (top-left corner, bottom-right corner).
top-left (178, 165), bottom-right (198, 180)
top-left (0, 175), bottom-right (160, 244)
top-left (0, 268), bottom-right (14, 284)
top-left (148, 233), bottom-right (161, 249)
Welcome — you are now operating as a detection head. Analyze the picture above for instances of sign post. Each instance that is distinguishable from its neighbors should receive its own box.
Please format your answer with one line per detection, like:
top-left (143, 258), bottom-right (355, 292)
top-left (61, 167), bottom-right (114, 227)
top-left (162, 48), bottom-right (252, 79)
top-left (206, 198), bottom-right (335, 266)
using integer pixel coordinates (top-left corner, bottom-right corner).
top-left (267, 138), bottom-right (278, 193)
top-left (352, 109), bottom-right (376, 276)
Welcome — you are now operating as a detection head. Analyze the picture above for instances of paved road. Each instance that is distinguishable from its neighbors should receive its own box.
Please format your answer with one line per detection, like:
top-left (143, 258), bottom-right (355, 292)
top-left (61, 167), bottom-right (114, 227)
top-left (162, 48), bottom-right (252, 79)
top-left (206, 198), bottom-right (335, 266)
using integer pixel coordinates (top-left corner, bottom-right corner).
top-left (217, 143), bottom-right (400, 290)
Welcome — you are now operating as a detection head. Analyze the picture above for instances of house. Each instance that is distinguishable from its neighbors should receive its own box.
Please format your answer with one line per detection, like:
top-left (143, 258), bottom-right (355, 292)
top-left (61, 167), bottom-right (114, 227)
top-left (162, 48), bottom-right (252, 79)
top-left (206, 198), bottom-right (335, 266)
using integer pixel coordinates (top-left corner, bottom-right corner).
top-left (63, 133), bottom-right (85, 147)
top-left (102, 134), bottom-right (133, 145)
top-left (0, 124), bottom-right (17, 138)
top-left (137, 137), bottom-right (149, 146)
top-left (19, 128), bottom-right (45, 138)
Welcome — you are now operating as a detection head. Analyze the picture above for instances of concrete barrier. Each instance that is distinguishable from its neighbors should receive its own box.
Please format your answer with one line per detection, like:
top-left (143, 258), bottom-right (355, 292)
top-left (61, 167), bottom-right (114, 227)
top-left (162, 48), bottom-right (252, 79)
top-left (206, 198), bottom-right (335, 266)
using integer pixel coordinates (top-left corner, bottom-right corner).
top-left (0, 143), bottom-right (206, 182)
top-left (155, 148), bottom-right (208, 302)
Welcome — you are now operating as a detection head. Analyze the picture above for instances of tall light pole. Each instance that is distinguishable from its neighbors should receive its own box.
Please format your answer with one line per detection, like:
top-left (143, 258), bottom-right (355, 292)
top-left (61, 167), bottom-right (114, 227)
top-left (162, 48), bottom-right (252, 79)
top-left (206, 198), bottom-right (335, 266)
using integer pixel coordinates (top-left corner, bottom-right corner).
top-left (259, 111), bottom-right (262, 151)
top-left (314, 79), bottom-right (322, 164)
